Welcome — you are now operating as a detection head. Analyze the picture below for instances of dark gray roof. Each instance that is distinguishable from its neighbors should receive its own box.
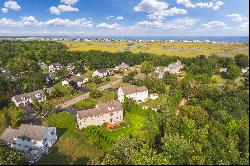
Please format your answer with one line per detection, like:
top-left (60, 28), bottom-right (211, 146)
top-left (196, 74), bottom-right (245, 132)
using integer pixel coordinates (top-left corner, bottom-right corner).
top-left (12, 90), bottom-right (45, 103)
top-left (97, 69), bottom-right (108, 73)
top-left (120, 85), bottom-right (148, 95)
top-left (51, 63), bottom-right (62, 68)
top-left (66, 76), bottom-right (86, 83)
top-left (77, 100), bottom-right (122, 119)
top-left (0, 124), bottom-right (51, 144)
top-left (67, 63), bottom-right (75, 68)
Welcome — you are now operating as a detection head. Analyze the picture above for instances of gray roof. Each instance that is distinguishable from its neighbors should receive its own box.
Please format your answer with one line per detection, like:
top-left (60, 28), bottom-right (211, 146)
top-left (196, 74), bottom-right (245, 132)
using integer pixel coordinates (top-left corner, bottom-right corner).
top-left (51, 63), bottom-right (62, 68)
top-left (116, 63), bottom-right (130, 70)
top-left (97, 69), bottom-right (108, 73)
top-left (12, 89), bottom-right (45, 103)
top-left (67, 63), bottom-right (75, 68)
top-left (120, 85), bottom-right (148, 95)
top-left (66, 76), bottom-right (86, 83)
top-left (77, 100), bottom-right (122, 119)
top-left (0, 124), bottom-right (50, 144)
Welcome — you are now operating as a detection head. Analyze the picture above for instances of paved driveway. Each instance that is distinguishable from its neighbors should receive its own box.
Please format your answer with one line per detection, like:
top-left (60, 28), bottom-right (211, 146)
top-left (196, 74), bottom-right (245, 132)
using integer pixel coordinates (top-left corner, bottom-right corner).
top-left (55, 77), bottom-right (122, 109)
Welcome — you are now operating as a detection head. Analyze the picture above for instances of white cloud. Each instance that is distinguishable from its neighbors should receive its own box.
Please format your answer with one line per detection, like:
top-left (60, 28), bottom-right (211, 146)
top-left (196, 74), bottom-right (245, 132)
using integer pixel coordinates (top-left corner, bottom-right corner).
top-left (117, 16), bottom-right (124, 20)
top-left (49, 6), bottom-right (61, 15)
top-left (237, 22), bottom-right (249, 32)
top-left (196, 1), bottom-right (224, 10)
top-left (0, 17), bottom-right (93, 28)
top-left (0, 18), bottom-right (19, 27)
top-left (44, 18), bottom-right (92, 27)
top-left (176, 0), bottom-right (224, 10)
top-left (227, 14), bottom-right (246, 22)
top-left (49, 5), bottom-right (79, 15)
top-left (200, 21), bottom-right (226, 30)
top-left (176, 0), bottom-right (196, 8)
top-left (134, 0), bottom-right (187, 20)
top-left (137, 20), bottom-right (163, 28)
top-left (137, 17), bottom-right (197, 30)
top-left (134, 0), bottom-right (169, 13)
top-left (60, 0), bottom-right (79, 5)
top-left (3, 0), bottom-right (21, 11)
top-left (148, 7), bottom-right (187, 20)
top-left (106, 16), bottom-right (114, 20)
top-left (96, 23), bottom-right (119, 29)
top-left (1, 8), bottom-right (9, 13)
top-left (21, 16), bottom-right (39, 26)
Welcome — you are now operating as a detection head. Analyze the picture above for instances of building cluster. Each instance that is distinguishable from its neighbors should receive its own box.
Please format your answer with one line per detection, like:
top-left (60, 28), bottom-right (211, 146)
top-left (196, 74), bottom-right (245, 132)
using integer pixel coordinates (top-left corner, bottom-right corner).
top-left (152, 61), bottom-right (184, 79)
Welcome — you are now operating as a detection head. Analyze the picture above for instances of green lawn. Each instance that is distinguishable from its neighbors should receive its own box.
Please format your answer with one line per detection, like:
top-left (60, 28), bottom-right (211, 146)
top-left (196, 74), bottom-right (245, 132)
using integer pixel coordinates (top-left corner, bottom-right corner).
top-left (37, 112), bottom-right (103, 165)
top-left (211, 75), bottom-right (227, 84)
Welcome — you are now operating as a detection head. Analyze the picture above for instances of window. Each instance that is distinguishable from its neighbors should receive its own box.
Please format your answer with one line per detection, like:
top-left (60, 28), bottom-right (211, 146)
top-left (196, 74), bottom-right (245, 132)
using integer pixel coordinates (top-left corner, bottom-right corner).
top-left (51, 130), bottom-right (55, 135)
top-left (43, 137), bottom-right (47, 142)
top-left (110, 113), bottom-right (113, 116)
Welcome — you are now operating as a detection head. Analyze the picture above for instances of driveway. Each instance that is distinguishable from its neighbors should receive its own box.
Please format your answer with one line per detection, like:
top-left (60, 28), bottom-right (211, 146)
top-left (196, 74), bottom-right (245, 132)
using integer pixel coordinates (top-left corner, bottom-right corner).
top-left (55, 77), bottom-right (122, 109)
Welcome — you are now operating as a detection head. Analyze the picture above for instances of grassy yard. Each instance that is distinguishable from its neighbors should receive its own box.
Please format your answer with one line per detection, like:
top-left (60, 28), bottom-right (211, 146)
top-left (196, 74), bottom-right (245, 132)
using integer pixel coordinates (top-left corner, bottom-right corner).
top-left (211, 75), bottom-right (227, 84)
top-left (37, 103), bottom-right (153, 164)
top-left (59, 40), bottom-right (249, 57)
top-left (37, 112), bottom-right (103, 165)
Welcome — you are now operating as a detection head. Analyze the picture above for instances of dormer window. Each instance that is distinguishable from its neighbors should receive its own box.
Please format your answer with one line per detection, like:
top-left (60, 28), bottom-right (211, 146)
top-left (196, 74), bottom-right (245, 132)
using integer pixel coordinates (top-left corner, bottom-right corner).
top-left (110, 113), bottom-right (113, 116)
top-left (108, 106), bottom-right (114, 110)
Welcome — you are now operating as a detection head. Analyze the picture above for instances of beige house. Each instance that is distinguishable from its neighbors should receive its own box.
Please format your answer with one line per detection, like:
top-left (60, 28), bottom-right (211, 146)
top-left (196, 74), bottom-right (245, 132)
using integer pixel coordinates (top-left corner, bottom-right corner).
top-left (118, 85), bottom-right (149, 103)
top-left (76, 100), bottom-right (123, 129)
top-left (62, 76), bottom-right (88, 87)
top-left (114, 63), bottom-right (131, 72)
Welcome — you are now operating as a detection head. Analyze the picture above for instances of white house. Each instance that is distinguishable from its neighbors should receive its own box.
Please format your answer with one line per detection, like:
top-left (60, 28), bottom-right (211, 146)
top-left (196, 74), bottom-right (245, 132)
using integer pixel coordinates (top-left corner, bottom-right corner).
top-left (220, 68), bottom-right (228, 73)
top-left (92, 69), bottom-right (110, 78)
top-left (152, 67), bottom-right (166, 79)
top-left (118, 85), bottom-right (149, 103)
top-left (76, 100), bottom-right (123, 129)
top-left (67, 63), bottom-right (75, 71)
top-left (241, 67), bottom-right (249, 74)
top-left (165, 61), bottom-right (184, 74)
top-left (0, 124), bottom-right (57, 163)
top-left (62, 76), bottom-right (88, 87)
top-left (12, 90), bottom-right (46, 107)
top-left (48, 63), bottom-right (62, 73)
top-left (114, 63), bottom-right (131, 72)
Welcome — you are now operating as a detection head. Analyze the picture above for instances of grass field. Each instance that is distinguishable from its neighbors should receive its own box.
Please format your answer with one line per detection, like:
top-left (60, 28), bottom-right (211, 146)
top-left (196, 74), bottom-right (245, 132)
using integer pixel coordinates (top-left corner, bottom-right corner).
top-left (60, 40), bottom-right (249, 57)
top-left (37, 112), bottom-right (103, 165)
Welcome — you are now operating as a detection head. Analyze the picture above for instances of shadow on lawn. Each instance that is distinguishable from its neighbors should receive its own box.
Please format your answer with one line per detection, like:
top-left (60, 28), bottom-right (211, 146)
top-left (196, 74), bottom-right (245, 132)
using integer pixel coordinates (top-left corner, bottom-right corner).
top-left (56, 127), bottom-right (67, 138)
top-left (73, 156), bottom-right (90, 165)
top-left (36, 146), bottom-right (70, 165)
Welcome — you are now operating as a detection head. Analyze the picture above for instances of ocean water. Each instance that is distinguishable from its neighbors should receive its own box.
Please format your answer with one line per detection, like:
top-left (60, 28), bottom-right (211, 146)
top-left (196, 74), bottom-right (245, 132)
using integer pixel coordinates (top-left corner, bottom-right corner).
top-left (1, 36), bottom-right (249, 42)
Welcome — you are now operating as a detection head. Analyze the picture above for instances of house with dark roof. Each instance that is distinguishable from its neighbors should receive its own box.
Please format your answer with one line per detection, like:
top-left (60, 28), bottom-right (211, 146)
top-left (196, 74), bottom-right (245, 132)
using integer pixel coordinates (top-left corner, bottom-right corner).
top-left (152, 67), bottom-right (166, 79)
top-left (62, 76), bottom-right (88, 87)
top-left (76, 100), bottom-right (123, 129)
top-left (0, 124), bottom-right (57, 163)
top-left (11, 88), bottom-right (53, 107)
top-left (114, 63), bottom-right (131, 72)
top-left (118, 85), bottom-right (149, 103)
top-left (92, 69), bottom-right (110, 78)
top-left (48, 63), bottom-right (62, 73)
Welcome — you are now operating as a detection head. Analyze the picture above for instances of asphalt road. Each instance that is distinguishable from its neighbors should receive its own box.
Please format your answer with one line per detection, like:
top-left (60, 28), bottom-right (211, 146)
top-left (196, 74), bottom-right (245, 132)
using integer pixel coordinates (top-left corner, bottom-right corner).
top-left (55, 77), bottom-right (122, 109)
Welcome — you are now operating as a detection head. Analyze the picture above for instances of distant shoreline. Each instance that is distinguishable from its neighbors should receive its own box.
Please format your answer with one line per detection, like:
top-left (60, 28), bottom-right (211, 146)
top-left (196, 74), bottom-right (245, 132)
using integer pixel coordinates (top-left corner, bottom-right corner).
top-left (0, 36), bottom-right (249, 43)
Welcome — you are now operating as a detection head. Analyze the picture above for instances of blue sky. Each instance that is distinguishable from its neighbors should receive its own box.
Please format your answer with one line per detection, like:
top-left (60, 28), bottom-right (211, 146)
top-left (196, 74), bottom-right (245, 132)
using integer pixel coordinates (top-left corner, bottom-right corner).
top-left (0, 0), bottom-right (249, 36)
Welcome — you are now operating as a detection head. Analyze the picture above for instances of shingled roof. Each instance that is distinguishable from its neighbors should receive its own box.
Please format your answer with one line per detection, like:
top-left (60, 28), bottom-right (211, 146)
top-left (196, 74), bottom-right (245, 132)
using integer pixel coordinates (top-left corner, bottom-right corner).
top-left (120, 85), bottom-right (148, 95)
top-left (0, 124), bottom-right (51, 144)
top-left (77, 100), bottom-right (122, 119)
top-left (66, 76), bottom-right (86, 83)
top-left (115, 63), bottom-right (131, 70)
top-left (12, 90), bottom-right (45, 103)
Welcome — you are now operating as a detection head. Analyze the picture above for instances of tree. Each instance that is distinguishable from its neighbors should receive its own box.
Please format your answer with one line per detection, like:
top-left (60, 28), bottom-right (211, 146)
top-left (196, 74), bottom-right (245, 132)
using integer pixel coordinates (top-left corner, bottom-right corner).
top-left (163, 72), bottom-right (177, 86)
top-left (90, 89), bottom-right (103, 98)
top-left (222, 65), bottom-right (240, 80)
top-left (234, 54), bottom-right (249, 68)
top-left (141, 61), bottom-right (155, 74)
top-left (0, 140), bottom-right (27, 165)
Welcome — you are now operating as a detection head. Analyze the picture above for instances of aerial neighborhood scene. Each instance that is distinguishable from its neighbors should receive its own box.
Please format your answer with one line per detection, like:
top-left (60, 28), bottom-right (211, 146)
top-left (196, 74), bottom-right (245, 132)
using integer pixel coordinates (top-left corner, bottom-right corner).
top-left (0, 0), bottom-right (249, 165)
